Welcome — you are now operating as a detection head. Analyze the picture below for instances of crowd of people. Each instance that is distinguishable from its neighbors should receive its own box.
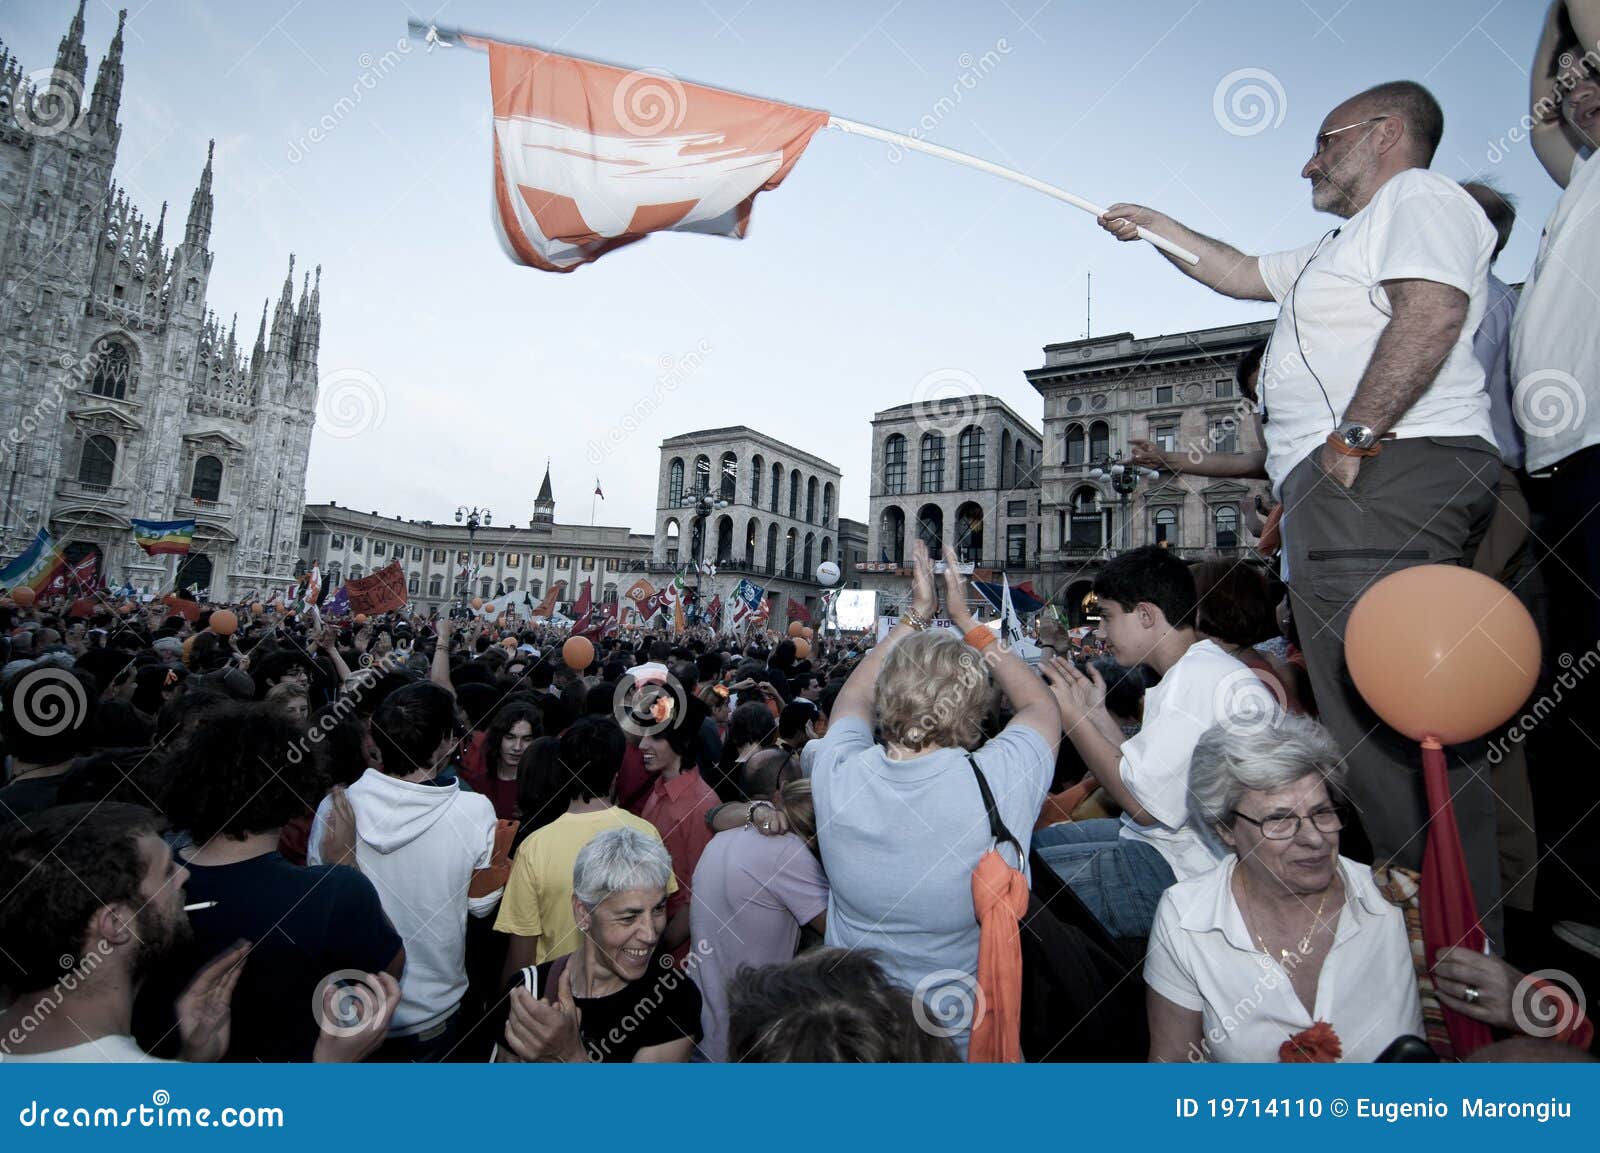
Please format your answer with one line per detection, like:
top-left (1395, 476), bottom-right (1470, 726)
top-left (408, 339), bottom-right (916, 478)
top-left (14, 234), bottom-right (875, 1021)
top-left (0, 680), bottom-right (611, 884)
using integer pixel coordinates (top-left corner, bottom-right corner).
top-left (4, 3), bottom-right (1600, 1064)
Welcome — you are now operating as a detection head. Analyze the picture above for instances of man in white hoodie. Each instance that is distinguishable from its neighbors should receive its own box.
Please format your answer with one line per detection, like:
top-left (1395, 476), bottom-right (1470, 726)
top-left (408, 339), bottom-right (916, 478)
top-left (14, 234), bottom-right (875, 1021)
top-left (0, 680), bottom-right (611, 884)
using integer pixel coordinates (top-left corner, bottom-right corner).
top-left (310, 681), bottom-right (504, 1061)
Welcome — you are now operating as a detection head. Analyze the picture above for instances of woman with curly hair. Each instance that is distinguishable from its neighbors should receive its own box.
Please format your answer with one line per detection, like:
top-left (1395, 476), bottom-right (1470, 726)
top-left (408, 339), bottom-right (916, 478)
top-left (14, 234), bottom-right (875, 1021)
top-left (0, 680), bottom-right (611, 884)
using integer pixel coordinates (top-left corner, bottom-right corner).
top-left (460, 701), bottom-right (541, 820)
top-left (132, 702), bottom-right (404, 1062)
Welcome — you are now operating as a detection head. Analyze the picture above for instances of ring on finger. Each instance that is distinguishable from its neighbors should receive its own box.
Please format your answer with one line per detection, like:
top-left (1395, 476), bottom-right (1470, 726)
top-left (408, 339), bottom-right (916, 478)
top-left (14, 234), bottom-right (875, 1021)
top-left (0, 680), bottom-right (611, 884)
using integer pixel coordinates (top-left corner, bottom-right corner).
top-left (1462, 985), bottom-right (1481, 1005)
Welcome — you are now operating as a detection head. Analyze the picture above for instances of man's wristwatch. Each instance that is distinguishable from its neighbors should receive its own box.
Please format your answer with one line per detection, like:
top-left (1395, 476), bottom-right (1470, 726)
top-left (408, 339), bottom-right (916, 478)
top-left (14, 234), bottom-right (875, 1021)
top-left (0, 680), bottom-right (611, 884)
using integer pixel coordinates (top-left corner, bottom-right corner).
top-left (1327, 422), bottom-right (1383, 458)
top-left (746, 800), bottom-right (773, 828)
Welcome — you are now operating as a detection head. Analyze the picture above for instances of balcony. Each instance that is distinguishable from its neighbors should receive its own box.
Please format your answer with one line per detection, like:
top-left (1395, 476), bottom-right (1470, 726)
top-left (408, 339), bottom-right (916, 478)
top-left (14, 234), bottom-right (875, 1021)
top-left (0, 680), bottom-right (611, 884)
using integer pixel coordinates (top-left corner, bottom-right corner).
top-left (56, 479), bottom-right (130, 506)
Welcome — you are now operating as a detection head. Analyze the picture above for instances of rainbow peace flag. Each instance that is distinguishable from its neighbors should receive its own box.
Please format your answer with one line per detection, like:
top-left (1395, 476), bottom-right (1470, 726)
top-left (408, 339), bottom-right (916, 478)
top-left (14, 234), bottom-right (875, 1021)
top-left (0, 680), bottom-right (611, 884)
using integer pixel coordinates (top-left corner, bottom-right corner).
top-left (0, 529), bottom-right (67, 593)
top-left (131, 517), bottom-right (195, 556)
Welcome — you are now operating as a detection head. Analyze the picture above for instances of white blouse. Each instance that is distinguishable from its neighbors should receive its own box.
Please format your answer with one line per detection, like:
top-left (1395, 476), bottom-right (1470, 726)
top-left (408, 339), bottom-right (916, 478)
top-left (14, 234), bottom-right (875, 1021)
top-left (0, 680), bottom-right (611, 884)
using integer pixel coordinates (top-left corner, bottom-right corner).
top-left (1145, 855), bottom-right (1424, 1062)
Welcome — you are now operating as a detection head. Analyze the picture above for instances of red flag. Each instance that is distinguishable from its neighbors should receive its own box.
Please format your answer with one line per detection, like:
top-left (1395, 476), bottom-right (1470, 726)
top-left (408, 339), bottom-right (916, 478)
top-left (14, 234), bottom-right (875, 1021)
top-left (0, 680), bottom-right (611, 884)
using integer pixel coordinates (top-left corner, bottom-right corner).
top-left (472, 38), bottom-right (829, 273)
top-left (571, 578), bottom-right (594, 634)
top-left (345, 561), bottom-right (409, 616)
top-left (786, 597), bottom-right (811, 624)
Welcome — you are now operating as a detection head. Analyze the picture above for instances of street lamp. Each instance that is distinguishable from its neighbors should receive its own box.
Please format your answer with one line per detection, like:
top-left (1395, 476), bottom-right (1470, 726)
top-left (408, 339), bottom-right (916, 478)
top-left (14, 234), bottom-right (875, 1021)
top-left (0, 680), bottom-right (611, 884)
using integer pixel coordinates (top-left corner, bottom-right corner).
top-left (455, 505), bottom-right (491, 605)
top-left (677, 482), bottom-right (728, 598)
top-left (1086, 453), bottom-right (1159, 554)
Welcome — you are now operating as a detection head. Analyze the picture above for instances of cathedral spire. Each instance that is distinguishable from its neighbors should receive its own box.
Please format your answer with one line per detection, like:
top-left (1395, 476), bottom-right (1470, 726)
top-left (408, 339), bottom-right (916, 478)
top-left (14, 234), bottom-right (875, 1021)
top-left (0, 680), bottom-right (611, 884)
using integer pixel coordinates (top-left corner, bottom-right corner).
top-left (270, 253), bottom-right (296, 354)
top-left (55, 0), bottom-right (89, 86)
top-left (252, 298), bottom-right (269, 364)
top-left (89, 8), bottom-right (125, 132)
top-left (184, 139), bottom-right (215, 251)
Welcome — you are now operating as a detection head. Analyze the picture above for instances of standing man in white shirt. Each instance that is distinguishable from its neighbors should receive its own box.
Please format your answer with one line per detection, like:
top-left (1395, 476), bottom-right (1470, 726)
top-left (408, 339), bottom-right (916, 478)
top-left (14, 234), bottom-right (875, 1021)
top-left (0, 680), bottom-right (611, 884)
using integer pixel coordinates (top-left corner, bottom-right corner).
top-left (1098, 81), bottom-right (1504, 937)
top-left (1513, 2), bottom-right (1600, 947)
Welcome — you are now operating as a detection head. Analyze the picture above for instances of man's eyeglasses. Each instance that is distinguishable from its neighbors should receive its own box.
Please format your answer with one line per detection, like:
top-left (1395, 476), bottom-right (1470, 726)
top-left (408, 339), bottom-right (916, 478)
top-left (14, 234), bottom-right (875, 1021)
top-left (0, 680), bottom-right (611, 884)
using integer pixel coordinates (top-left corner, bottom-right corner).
top-left (1312, 115), bottom-right (1389, 156)
top-left (1233, 807), bottom-right (1344, 840)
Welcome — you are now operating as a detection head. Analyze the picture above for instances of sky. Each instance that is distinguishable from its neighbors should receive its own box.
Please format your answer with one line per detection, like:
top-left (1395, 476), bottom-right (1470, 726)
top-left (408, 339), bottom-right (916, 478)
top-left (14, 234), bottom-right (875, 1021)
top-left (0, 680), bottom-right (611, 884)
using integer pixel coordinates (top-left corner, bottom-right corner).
top-left (1, 0), bottom-right (1561, 535)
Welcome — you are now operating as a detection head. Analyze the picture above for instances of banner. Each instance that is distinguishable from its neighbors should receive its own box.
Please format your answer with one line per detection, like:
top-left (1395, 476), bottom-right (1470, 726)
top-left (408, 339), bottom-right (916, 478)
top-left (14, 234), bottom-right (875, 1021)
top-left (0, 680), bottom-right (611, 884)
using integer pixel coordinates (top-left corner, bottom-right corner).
top-left (344, 561), bottom-right (408, 616)
top-left (131, 517), bottom-right (195, 556)
top-left (0, 529), bottom-right (65, 594)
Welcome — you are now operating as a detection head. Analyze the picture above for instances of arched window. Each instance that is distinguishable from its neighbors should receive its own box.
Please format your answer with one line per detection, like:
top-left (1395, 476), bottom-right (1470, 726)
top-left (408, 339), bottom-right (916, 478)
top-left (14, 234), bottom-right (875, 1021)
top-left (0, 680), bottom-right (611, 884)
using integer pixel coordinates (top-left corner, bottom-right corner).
top-left (879, 507), bottom-right (905, 566)
top-left (1069, 485), bottom-right (1103, 549)
top-left (805, 476), bottom-right (818, 523)
top-left (770, 462), bottom-right (782, 513)
top-left (958, 426), bottom-right (985, 489)
top-left (916, 504), bottom-right (944, 553)
top-left (1015, 439), bottom-right (1028, 486)
top-left (719, 452), bottom-right (737, 502)
top-left (1154, 507), bottom-right (1178, 546)
top-left (504, 577), bottom-right (518, 592)
top-left (751, 454), bottom-right (764, 506)
top-left (883, 435), bottom-right (907, 495)
top-left (1064, 424), bottom-right (1086, 467)
top-left (822, 482), bottom-right (834, 526)
top-left (1001, 429), bottom-right (1013, 487)
top-left (766, 523), bottom-right (779, 573)
top-left (788, 469), bottom-right (801, 519)
top-left (191, 455), bottom-right (222, 501)
top-left (745, 517), bottom-right (759, 566)
top-left (78, 435), bottom-right (116, 487)
top-left (821, 537), bottom-right (833, 563)
top-left (955, 503), bottom-right (983, 564)
top-left (668, 458), bottom-right (685, 507)
top-left (530, 579), bottom-right (543, 598)
top-left (715, 515), bottom-right (734, 565)
top-left (89, 340), bottom-right (132, 399)
top-left (664, 518), bottom-right (681, 565)
top-left (784, 528), bottom-right (798, 576)
top-left (1214, 505), bottom-right (1239, 549)
top-left (803, 532), bottom-right (815, 576)
top-left (1089, 420), bottom-right (1110, 462)
top-left (695, 455), bottom-right (711, 494)
top-left (920, 433), bottom-right (945, 492)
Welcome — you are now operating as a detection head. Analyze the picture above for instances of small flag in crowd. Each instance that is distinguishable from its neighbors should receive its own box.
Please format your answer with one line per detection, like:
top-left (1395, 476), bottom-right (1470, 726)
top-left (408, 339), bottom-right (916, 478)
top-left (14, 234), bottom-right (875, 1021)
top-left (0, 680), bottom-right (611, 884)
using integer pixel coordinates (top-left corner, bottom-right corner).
top-left (998, 573), bottom-right (1023, 648)
top-left (0, 529), bottom-right (66, 594)
top-left (730, 577), bottom-right (765, 629)
top-left (707, 593), bottom-right (723, 632)
top-left (466, 35), bottom-right (829, 273)
top-left (44, 553), bottom-right (100, 598)
top-left (131, 518), bottom-right (195, 556)
top-left (323, 586), bottom-right (351, 616)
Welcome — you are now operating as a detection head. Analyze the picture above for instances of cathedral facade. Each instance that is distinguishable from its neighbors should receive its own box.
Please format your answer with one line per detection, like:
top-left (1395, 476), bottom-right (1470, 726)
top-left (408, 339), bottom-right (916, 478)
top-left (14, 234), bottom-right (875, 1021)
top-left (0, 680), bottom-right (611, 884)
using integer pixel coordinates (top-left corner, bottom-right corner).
top-left (0, 3), bottom-right (319, 599)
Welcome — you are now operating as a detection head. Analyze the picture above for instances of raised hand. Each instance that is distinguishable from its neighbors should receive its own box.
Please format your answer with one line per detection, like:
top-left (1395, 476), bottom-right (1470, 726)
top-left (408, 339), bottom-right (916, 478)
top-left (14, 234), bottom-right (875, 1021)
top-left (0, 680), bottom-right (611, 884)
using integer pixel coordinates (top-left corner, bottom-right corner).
top-left (502, 966), bottom-right (587, 1062)
top-left (939, 545), bottom-right (976, 630)
top-left (175, 940), bottom-right (250, 1063)
top-left (909, 539), bottom-right (938, 622)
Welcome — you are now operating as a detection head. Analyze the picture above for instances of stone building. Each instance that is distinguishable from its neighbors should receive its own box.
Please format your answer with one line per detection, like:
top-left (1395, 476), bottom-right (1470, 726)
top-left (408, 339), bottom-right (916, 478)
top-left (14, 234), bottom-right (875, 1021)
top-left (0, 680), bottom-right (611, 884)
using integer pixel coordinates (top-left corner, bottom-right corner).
top-left (861, 396), bottom-right (1043, 607)
top-left (654, 427), bottom-right (843, 623)
top-left (299, 468), bottom-right (653, 618)
top-left (0, 4), bottom-right (318, 598)
top-left (1027, 319), bottom-right (1275, 622)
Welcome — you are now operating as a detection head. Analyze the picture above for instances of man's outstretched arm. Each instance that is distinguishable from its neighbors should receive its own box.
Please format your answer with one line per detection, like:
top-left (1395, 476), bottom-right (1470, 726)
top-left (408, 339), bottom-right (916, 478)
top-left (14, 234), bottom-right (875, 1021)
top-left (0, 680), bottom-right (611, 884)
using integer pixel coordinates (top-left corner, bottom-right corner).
top-left (1099, 204), bottom-right (1271, 300)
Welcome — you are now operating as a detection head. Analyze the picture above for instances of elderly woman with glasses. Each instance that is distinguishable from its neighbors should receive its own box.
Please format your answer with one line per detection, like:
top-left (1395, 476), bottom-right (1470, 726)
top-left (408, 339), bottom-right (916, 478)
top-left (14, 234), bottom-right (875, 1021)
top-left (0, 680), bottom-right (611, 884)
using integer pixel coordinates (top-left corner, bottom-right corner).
top-left (1144, 713), bottom-right (1424, 1062)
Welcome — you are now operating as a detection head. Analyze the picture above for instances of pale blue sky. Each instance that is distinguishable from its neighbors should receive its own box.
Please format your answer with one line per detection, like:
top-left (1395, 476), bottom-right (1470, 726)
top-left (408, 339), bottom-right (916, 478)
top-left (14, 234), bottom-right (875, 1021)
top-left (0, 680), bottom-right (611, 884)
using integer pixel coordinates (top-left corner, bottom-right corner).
top-left (2, 0), bottom-right (1559, 533)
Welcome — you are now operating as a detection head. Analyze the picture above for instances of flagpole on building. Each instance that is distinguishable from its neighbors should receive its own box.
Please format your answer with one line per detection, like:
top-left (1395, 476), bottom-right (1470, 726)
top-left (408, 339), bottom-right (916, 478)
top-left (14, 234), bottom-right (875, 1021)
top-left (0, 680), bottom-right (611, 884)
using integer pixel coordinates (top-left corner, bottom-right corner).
top-left (410, 21), bottom-right (1199, 266)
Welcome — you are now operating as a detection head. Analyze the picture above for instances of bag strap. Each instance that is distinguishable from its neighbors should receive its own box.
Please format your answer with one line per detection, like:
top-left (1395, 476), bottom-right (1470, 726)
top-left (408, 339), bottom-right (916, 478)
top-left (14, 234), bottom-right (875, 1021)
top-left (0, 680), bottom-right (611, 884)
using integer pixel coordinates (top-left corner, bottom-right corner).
top-left (966, 753), bottom-right (1024, 868)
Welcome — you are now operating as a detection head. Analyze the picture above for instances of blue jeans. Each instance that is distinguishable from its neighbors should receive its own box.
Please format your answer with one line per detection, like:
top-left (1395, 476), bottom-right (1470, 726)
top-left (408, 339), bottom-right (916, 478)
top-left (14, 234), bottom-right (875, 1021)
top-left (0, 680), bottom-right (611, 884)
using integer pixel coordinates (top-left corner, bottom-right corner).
top-left (1033, 819), bottom-right (1175, 940)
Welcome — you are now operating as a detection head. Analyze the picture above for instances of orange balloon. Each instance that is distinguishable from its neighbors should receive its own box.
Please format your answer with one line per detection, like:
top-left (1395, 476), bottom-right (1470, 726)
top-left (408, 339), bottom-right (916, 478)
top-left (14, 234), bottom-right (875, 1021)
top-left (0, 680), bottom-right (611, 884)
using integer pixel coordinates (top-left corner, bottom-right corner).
top-left (562, 635), bottom-right (594, 670)
top-left (470, 597), bottom-right (484, 610)
top-left (11, 587), bottom-right (36, 607)
top-left (803, 627), bottom-right (814, 640)
top-left (1346, 565), bottom-right (1540, 745)
top-left (355, 613), bottom-right (368, 625)
top-left (792, 637), bottom-right (810, 660)
top-left (251, 602), bottom-right (264, 616)
top-left (209, 608), bottom-right (239, 636)
top-left (788, 621), bottom-right (805, 637)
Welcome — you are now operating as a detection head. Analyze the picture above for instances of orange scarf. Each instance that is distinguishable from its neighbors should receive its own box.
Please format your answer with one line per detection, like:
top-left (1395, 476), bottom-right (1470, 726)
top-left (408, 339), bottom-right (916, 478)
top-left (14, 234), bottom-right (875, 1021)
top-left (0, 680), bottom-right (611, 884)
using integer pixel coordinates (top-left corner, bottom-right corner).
top-left (968, 848), bottom-right (1028, 1062)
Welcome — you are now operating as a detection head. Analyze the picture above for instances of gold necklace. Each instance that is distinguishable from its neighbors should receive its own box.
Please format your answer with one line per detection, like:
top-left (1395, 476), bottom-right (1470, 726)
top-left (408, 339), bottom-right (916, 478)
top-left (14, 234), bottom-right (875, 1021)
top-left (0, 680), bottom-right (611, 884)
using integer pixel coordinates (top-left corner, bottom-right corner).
top-left (1246, 886), bottom-right (1328, 964)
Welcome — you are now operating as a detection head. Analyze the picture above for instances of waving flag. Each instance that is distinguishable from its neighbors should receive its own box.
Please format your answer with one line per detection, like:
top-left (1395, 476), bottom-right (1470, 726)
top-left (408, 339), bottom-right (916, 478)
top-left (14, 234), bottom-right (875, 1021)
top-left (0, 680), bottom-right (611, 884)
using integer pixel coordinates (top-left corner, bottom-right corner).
top-left (671, 573), bottom-right (688, 634)
top-left (571, 578), bottom-right (594, 634)
top-left (730, 578), bottom-right (766, 630)
top-left (469, 37), bottom-right (829, 273)
top-left (530, 580), bottom-right (566, 620)
top-left (346, 561), bottom-right (408, 616)
top-left (1, 530), bottom-right (66, 594)
top-left (707, 593), bottom-right (723, 632)
top-left (132, 518), bottom-right (195, 556)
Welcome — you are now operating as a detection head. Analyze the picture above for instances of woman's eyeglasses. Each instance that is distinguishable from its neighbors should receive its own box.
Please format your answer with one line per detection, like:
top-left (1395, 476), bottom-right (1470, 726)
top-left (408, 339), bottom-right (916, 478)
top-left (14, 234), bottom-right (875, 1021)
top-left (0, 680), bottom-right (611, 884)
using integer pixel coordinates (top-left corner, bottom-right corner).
top-left (1232, 807), bottom-right (1344, 840)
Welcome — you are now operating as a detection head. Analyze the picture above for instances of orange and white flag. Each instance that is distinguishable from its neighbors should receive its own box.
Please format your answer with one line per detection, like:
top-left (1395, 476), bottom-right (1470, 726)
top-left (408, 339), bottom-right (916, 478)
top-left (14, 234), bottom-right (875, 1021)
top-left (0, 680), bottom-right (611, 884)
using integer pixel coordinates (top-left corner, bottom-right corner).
top-left (469, 38), bottom-right (829, 272)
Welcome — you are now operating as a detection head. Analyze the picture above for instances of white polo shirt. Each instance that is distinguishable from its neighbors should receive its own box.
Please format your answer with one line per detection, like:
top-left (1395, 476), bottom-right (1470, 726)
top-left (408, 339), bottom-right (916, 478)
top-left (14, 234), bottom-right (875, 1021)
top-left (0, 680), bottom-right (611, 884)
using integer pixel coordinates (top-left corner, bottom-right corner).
top-left (1117, 640), bottom-right (1271, 880)
top-left (1510, 149), bottom-right (1600, 473)
top-left (1145, 855), bottom-right (1423, 1063)
top-left (1256, 167), bottom-right (1497, 495)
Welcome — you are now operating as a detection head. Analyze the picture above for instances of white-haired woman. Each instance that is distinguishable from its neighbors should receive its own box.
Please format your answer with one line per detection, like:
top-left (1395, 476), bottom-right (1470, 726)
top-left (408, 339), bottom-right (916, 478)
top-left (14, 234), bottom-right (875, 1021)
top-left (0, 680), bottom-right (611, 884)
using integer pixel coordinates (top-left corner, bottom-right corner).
top-left (1145, 712), bottom-right (1425, 1062)
top-left (497, 826), bottom-right (702, 1063)
top-left (809, 540), bottom-right (1061, 1055)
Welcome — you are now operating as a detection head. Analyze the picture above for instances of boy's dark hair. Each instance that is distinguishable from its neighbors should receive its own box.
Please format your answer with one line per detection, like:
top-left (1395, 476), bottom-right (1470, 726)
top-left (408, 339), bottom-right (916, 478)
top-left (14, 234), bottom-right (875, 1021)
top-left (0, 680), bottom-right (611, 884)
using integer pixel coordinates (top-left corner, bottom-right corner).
top-left (1092, 658), bottom-right (1150, 725)
top-left (370, 681), bottom-right (458, 778)
top-left (250, 649), bottom-right (313, 699)
top-left (559, 716), bottom-right (627, 803)
top-left (727, 948), bottom-right (959, 1063)
top-left (0, 803), bottom-right (162, 993)
top-left (527, 661), bottom-right (555, 691)
top-left (0, 665), bottom-right (99, 766)
top-left (160, 702), bottom-right (328, 841)
top-left (1093, 545), bottom-right (1198, 628)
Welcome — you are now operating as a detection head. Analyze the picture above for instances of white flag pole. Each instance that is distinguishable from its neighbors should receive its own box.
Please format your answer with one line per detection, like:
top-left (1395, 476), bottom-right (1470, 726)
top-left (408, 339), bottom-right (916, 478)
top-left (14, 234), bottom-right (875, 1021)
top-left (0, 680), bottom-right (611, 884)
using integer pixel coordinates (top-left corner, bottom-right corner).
top-left (411, 21), bottom-right (1200, 267)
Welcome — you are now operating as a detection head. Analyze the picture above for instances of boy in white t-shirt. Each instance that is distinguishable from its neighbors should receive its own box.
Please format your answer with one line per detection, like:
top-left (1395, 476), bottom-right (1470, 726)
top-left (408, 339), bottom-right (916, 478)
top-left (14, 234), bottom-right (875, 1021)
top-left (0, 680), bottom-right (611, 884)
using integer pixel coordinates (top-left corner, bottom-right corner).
top-left (1038, 547), bottom-right (1275, 940)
